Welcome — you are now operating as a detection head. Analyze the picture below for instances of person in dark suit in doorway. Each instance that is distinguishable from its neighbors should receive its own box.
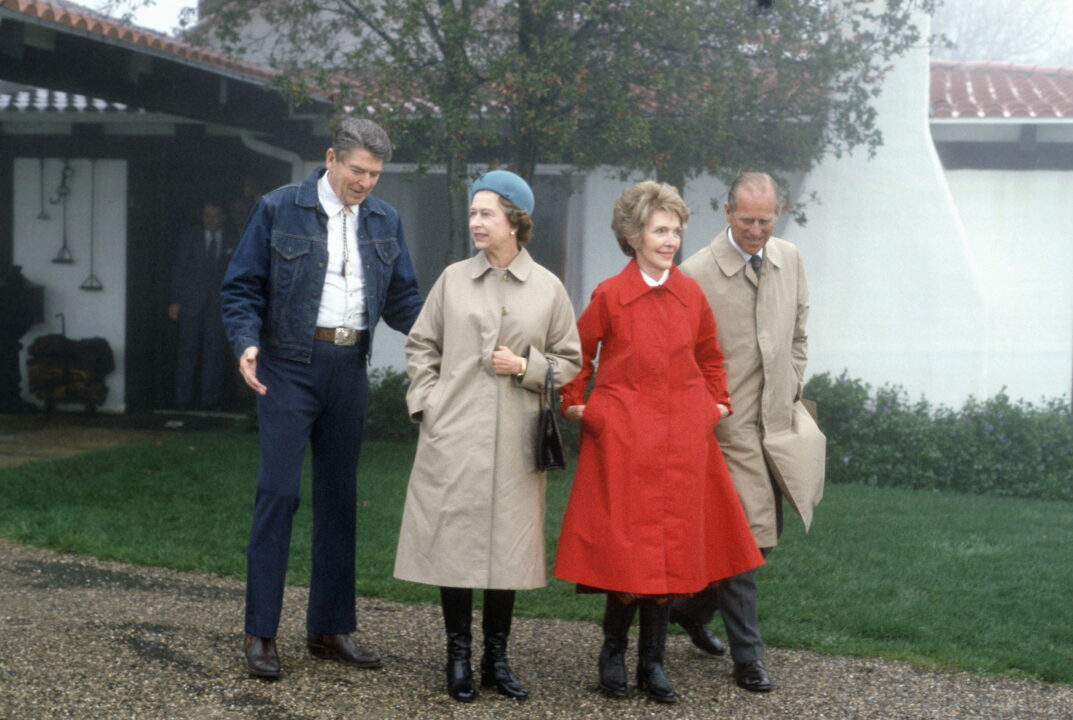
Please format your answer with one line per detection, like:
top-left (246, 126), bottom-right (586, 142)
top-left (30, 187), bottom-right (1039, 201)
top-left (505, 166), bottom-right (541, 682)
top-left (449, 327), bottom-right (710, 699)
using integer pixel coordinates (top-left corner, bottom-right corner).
top-left (169, 199), bottom-right (233, 410)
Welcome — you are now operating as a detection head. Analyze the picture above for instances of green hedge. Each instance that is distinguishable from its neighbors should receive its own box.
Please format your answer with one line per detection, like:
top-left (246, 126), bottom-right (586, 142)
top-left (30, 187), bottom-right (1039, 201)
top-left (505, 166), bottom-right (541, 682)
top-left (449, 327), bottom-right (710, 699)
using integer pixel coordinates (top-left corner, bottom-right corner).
top-left (364, 367), bottom-right (417, 442)
top-left (367, 368), bottom-right (1073, 502)
top-left (805, 371), bottom-right (1073, 501)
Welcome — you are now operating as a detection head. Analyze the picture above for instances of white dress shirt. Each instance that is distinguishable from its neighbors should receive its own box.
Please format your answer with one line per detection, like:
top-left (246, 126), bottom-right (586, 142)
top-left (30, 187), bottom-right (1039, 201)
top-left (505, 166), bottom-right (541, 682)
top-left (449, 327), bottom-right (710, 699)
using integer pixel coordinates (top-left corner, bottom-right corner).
top-left (204, 229), bottom-right (221, 259)
top-left (726, 228), bottom-right (763, 263)
top-left (316, 173), bottom-right (367, 330)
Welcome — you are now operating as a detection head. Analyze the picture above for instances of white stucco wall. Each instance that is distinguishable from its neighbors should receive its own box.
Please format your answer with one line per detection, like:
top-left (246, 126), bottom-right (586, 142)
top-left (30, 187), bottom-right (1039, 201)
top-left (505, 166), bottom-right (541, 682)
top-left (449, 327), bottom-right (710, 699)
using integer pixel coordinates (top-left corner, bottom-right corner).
top-left (789, 11), bottom-right (988, 407)
top-left (680, 176), bottom-right (733, 258)
top-left (944, 169), bottom-right (1073, 402)
top-left (369, 315), bottom-right (408, 372)
top-left (574, 168), bottom-right (642, 301)
top-left (15, 158), bottom-right (128, 412)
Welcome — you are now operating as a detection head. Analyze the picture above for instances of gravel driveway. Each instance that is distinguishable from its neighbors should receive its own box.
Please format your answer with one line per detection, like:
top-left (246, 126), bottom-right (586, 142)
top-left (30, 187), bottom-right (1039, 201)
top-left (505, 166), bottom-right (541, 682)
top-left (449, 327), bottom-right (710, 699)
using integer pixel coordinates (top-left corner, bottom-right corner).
top-left (1, 540), bottom-right (1069, 719)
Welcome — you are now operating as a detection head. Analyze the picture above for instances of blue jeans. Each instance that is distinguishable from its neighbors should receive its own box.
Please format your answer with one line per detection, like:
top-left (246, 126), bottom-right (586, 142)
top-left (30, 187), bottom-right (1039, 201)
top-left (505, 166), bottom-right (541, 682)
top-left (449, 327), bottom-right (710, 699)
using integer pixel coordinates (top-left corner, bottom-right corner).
top-left (244, 339), bottom-right (369, 638)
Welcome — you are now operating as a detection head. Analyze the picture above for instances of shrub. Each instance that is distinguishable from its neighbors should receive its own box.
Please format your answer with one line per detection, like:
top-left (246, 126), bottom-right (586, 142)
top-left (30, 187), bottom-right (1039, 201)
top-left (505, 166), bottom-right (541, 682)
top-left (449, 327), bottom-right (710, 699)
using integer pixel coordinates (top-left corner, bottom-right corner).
top-left (804, 371), bottom-right (1073, 502)
top-left (365, 367), bottom-right (418, 442)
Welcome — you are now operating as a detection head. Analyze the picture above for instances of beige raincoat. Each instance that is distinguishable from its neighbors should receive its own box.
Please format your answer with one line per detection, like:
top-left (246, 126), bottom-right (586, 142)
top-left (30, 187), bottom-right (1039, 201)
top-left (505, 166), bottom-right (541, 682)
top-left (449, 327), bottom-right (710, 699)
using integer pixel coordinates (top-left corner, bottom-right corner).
top-left (680, 230), bottom-right (826, 548)
top-left (393, 249), bottom-right (581, 589)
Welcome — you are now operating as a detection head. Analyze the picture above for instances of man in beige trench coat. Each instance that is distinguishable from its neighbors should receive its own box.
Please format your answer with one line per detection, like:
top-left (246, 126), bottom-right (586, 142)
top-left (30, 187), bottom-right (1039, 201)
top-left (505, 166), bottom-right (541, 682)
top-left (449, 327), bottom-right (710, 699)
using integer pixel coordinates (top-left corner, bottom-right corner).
top-left (673, 172), bottom-right (826, 693)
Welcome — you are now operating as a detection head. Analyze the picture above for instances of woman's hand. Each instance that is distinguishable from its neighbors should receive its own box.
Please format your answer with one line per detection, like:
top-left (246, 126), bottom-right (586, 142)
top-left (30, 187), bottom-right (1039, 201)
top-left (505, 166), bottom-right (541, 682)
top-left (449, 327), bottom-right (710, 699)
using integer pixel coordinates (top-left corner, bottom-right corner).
top-left (492, 345), bottom-right (525, 376)
top-left (564, 405), bottom-right (585, 422)
top-left (717, 403), bottom-right (729, 419)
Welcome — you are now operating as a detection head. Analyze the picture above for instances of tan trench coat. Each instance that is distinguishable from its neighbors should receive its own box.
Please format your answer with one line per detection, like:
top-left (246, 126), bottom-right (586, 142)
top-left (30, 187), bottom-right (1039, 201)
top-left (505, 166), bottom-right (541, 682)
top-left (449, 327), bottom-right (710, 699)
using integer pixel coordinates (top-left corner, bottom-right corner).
top-left (680, 230), bottom-right (826, 548)
top-left (393, 249), bottom-right (581, 589)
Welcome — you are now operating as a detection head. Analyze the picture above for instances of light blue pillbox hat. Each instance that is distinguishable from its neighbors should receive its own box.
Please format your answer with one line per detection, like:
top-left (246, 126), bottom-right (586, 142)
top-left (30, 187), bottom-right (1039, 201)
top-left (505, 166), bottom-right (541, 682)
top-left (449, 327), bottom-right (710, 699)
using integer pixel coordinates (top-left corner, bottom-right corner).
top-left (469, 170), bottom-right (535, 215)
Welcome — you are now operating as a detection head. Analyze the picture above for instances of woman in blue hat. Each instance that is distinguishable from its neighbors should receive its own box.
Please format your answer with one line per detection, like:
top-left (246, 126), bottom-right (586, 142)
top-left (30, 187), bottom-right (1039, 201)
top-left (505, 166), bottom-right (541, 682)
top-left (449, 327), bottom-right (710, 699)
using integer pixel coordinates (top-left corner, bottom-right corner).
top-left (394, 170), bottom-right (582, 703)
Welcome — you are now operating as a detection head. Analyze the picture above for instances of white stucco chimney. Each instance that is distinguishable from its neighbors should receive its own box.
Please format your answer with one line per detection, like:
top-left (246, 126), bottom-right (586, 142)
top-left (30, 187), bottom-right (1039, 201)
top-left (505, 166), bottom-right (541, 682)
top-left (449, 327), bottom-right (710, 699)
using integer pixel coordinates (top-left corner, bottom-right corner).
top-left (790, 5), bottom-right (988, 407)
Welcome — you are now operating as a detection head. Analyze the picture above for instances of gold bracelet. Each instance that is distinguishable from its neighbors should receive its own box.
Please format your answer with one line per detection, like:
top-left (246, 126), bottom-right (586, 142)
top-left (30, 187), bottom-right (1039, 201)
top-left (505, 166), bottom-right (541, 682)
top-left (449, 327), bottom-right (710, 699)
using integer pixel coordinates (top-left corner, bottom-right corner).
top-left (516, 357), bottom-right (528, 378)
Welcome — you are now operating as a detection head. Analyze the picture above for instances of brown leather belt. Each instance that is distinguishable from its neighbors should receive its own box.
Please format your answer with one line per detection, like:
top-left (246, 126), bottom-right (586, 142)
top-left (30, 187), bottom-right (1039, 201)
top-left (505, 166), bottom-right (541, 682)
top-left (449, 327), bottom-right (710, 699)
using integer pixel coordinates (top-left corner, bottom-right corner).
top-left (313, 327), bottom-right (364, 346)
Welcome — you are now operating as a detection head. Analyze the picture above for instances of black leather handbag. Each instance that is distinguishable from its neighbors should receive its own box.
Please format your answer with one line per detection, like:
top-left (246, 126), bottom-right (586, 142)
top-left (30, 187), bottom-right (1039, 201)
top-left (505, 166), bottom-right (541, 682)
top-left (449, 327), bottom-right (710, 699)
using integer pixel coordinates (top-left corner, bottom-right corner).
top-left (537, 361), bottom-right (566, 471)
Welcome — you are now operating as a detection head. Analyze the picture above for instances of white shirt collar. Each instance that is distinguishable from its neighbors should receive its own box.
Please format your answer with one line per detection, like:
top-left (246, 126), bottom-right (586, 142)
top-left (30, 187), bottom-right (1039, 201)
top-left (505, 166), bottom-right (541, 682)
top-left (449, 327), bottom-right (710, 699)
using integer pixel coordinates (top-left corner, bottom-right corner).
top-left (317, 172), bottom-right (355, 217)
top-left (640, 266), bottom-right (670, 287)
top-left (727, 228), bottom-right (762, 262)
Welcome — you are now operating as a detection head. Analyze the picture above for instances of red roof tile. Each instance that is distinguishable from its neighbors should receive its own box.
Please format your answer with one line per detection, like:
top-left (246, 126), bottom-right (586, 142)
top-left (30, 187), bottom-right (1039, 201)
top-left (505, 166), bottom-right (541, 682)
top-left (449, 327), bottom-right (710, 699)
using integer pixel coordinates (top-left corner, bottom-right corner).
top-left (931, 60), bottom-right (1073, 120)
top-left (0, 0), bottom-right (279, 84)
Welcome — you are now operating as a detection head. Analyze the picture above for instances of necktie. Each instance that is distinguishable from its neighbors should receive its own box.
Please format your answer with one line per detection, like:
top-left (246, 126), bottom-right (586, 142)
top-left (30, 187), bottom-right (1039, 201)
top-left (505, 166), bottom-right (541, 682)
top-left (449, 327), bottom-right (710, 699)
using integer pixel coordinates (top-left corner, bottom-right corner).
top-left (749, 254), bottom-right (762, 282)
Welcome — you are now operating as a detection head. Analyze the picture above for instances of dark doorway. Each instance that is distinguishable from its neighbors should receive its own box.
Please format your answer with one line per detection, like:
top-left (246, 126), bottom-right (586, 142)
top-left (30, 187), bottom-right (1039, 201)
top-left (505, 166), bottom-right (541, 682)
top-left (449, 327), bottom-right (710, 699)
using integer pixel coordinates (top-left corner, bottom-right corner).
top-left (125, 135), bottom-right (290, 412)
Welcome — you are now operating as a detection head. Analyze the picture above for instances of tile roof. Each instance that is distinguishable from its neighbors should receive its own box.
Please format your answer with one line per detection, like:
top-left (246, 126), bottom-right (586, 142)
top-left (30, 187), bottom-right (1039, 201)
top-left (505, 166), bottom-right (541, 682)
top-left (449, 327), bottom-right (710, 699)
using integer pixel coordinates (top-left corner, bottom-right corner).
top-left (0, 0), bottom-right (278, 84)
top-left (0, 85), bottom-right (139, 113)
top-left (931, 60), bottom-right (1073, 120)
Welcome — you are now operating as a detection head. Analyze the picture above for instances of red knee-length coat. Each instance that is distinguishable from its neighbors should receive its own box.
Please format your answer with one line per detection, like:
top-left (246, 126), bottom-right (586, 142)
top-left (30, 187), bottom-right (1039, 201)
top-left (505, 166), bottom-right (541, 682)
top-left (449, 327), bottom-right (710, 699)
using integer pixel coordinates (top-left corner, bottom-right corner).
top-left (553, 261), bottom-right (763, 595)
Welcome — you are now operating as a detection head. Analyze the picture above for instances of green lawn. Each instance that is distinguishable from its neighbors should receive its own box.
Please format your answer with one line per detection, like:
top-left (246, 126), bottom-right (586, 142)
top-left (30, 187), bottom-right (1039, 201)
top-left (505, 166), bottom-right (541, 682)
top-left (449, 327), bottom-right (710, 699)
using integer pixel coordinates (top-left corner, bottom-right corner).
top-left (1, 430), bottom-right (1070, 684)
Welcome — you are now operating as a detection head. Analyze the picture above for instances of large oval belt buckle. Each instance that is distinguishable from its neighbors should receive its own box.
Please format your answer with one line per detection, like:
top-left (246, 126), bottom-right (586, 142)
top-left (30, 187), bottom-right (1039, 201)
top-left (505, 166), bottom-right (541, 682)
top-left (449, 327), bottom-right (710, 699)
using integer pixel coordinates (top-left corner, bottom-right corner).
top-left (334, 327), bottom-right (357, 346)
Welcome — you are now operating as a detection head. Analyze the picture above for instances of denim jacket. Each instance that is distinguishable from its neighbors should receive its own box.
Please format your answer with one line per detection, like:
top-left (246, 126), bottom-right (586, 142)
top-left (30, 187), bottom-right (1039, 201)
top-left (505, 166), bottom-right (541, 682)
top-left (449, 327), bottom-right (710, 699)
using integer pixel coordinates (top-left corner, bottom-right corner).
top-left (220, 169), bottom-right (423, 362)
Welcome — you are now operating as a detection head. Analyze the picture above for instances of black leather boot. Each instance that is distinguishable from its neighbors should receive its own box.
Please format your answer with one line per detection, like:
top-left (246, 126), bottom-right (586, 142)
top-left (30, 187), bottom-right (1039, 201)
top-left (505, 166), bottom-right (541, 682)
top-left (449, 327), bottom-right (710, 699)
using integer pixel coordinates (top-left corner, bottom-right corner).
top-left (479, 589), bottom-right (529, 700)
top-left (636, 601), bottom-right (677, 703)
top-left (669, 584), bottom-right (726, 656)
top-left (598, 594), bottom-right (637, 697)
top-left (440, 587), bottom-right (476, 703)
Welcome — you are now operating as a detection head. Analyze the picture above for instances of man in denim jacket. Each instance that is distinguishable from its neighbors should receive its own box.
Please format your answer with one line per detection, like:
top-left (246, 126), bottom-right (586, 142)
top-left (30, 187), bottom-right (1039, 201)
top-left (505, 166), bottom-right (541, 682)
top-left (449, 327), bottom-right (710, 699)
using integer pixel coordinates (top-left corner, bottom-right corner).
top-left (221, 117), bottom-right (423, 679)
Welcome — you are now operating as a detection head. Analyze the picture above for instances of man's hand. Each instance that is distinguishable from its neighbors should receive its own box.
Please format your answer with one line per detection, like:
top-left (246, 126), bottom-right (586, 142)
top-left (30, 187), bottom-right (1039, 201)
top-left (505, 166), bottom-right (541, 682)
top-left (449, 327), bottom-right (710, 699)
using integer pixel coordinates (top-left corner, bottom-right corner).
top-left (239, 346), bottom-right (267, 395)
top-left (717, 403), bottom-right (729, 419)
top-left (167, 303), bottom-right (181, 321)
top-left (564, 405), bottom-right (585, 422)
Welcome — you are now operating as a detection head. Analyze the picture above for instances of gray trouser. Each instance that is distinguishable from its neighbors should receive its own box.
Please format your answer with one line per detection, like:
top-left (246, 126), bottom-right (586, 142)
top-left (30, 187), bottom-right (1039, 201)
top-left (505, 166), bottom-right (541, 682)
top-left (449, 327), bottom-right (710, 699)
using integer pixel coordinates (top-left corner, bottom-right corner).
top-left (673, 482), bottom-right (783, 663)
top-left (672, 549), bottom-right (768, 663)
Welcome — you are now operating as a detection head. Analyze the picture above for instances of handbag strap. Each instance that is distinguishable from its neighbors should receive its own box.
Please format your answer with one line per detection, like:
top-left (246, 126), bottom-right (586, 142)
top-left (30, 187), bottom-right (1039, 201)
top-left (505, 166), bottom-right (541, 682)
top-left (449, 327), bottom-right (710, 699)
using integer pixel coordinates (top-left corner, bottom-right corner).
top-left (542, 360), bottom-right (556, 409)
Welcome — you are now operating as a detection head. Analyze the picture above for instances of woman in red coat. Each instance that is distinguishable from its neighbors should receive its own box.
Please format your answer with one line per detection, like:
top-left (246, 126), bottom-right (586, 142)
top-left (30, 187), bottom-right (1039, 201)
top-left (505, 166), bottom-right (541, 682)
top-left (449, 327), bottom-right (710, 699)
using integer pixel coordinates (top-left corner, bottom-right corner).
top-left (555, 181), bottom-right (763, 703)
